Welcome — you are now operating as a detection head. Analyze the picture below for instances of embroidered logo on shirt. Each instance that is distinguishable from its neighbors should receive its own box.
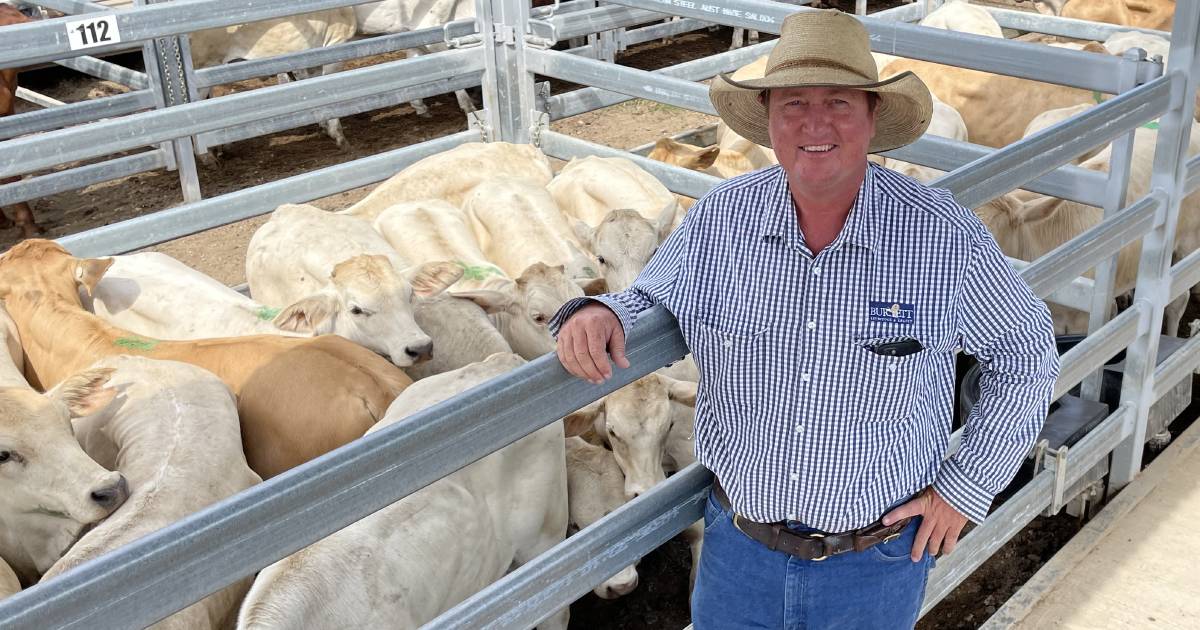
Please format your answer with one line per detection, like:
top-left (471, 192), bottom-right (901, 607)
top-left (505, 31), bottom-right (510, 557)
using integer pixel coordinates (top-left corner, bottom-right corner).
top-left (868, 301), bottom-right (916, 325)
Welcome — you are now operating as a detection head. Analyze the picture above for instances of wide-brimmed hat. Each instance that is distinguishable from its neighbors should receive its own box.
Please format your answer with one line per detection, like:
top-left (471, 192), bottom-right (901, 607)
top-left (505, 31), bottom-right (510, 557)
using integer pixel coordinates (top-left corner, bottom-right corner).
top-left (710, 9), bottom-right (932, 153)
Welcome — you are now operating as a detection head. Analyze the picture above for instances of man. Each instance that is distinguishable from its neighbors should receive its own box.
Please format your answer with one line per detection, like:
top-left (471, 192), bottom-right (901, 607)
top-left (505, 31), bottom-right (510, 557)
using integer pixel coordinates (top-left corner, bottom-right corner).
top-left (551, 9), bottom-right (1059, 628)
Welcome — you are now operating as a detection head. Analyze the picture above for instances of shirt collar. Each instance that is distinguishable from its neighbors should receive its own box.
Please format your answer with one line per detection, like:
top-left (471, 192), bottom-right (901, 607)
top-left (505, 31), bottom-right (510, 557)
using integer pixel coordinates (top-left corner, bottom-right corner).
top-left (758, 163), bottom-right (879, 252)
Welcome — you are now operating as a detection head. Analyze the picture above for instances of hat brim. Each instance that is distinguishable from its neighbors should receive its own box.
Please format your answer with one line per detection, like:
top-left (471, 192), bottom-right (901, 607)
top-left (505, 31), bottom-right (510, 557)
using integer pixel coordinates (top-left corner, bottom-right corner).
top-left (709, 68), bottom-right (934, 153)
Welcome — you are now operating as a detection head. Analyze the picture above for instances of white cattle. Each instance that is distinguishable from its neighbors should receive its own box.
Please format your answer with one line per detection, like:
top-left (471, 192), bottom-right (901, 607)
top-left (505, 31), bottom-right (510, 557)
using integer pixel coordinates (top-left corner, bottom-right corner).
top-left (563, 436), bottom-right (639, 600)
top-left (189, 9), bottom-right (357, 150)
top-left (81, 252), bottom-right (307, 340)
top-left (0, 304), bottom-right (128, 586)
top-left (547, 156), bottom-right (680, 229)
top-left (462, 177), bottom-right (603, 291)
top-left (714, 57), bottom-right (779, 169)
top-left (373, 200), bottom-right (571, 362)
top-left (572, 208), bottom-right (675, 294)
top-left (343, 142), bottom-right (555, 221)
top-left (236, 353), bottom-right (570, 630)
top-left (41, 356), bottom-right (260, 630)
top-left (871, 95), bottom-right (969, 183)
top-left (353, 0), bottom-right (477, 116)
top-left (1104, 30), bottom-right (1171, 61)
top-left (246, 203), bottom-right (462, 367)
top-left (0, 556), bottom-right (17, 599)
top-left (977, 120), bottom-right (1200, 334)
top-left (920, 1), bottom-right (1005, 38)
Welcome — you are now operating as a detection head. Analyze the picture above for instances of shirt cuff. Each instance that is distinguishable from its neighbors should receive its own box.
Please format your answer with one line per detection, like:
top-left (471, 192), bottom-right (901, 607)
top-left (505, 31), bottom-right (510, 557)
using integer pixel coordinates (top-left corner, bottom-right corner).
top-left (548, 295), bottom-right (637, 339)
top-left (933, 457), bottom-right (995, 524)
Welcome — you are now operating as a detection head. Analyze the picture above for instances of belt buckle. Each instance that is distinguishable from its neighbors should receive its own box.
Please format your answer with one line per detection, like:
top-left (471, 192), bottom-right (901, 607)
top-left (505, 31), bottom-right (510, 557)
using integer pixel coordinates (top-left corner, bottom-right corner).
top-left (809, 532), bottom-right (828, 562)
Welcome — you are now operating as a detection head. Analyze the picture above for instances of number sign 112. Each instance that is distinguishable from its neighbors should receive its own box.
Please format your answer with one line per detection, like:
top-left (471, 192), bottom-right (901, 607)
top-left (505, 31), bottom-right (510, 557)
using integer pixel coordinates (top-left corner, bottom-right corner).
top-left (65, 15), bottom-right (122, 51)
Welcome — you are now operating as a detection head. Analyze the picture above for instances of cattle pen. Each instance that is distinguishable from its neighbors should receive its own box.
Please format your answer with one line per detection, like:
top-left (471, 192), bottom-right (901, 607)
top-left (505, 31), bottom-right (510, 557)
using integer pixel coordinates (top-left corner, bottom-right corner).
top-left (1, 0), bottom-right (1199, 628)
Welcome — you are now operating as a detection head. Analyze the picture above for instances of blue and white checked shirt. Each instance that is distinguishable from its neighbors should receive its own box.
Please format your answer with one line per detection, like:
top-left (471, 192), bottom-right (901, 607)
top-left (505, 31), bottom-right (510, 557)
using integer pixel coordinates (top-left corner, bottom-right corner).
top-left (551, 163), bottom-right (1059, 531)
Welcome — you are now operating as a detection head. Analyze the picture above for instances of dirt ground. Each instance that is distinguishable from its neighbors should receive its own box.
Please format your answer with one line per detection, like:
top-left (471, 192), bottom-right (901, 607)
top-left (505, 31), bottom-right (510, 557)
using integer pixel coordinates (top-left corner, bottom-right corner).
top-left (4, 1), bottom-right (1198, 628)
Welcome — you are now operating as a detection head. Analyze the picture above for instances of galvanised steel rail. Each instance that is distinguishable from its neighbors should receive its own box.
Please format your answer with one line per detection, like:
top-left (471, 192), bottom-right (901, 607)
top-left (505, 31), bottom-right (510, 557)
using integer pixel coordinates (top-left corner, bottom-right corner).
top-left (57, 129), bottom-right (479, 257)
top-left (0, 150), bottom-right (168, 207)
top-left (984, 6), bottom-right (1172, 43)
top-left (0, 89), bottom-right (154, 140)
top-left (0, 48), bottom-right (484, 178)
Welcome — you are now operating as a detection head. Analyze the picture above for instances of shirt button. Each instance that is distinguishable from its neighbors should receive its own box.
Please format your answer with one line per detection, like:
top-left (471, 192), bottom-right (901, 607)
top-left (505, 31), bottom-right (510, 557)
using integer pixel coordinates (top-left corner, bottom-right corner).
top-left (888, 363), bottom-right (898, 372)
top-left (800, 373), bottom-right (811, 383)
top-left (806, 320), bottom-right (817, 330)
top-left (723, 338), bottom-right (733, 348)
top-left (790, 473), bottom-right (799, 481)
top-left (795, 424), bottom-right (804, 434)
top-left (813, 266), bottom-right (822, 276)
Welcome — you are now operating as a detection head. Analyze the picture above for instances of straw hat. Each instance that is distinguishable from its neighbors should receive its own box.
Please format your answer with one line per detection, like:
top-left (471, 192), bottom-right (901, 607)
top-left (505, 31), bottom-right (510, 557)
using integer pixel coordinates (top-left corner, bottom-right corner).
top-left (710, 9), bottom-right (932, 153)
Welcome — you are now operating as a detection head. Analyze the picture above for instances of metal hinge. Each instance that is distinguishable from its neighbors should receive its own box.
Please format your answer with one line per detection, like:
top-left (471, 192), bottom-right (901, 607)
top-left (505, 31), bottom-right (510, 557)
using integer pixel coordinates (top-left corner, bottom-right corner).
top-left (1036, 441), bottom-right (1071, 516)
top-left (467, 108), bottom-right (492, 142)
top-left (529, 110), bottom-right (550, 147)
top-left (494, 24), bottom-right (516, 45)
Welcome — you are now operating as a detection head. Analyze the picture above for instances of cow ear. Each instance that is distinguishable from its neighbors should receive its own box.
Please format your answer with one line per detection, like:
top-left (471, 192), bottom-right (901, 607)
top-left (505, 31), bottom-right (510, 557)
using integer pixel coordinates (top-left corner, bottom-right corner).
top-left (655, 201), bottom-right (679, 242)
top-left (664, 376), bottom-right (697, 406)
top-left (564, 399), bottom-right (604, 438)
top-left (695, 145), bottom-right (721, 170)
top-left (74, 258), bottom-right (114, 297)
top-left (575, 277), bottom-right (607, 296)
top-left (406, 261), bottom-right (463, 298)
top-left (50, 367), bottom-right (118, 417)
top-left (274, 294), bottom-right (338, 333)
top-left (450, 288), bottom-right (514, 314)
top-left (572, 219), bottom-right (595, 250)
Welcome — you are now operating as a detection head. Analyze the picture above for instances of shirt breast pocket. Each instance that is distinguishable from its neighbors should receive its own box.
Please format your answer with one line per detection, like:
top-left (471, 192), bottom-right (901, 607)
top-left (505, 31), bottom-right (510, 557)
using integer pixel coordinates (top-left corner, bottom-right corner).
top-left (690, 319), bottom-right (768, 415)
top-left (853, 338), bottom-right (926, 422)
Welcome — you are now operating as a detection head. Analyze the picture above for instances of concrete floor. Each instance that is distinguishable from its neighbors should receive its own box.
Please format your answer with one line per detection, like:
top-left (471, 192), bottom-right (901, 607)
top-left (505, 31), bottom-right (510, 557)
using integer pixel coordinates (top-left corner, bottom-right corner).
top-left (984, 417), bottom-right (1200, 629)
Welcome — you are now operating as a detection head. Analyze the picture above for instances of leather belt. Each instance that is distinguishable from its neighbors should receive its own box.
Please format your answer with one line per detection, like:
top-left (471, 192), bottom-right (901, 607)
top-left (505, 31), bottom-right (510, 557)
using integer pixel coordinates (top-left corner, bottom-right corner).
top-left (712, 482), bottom-right (911, 561)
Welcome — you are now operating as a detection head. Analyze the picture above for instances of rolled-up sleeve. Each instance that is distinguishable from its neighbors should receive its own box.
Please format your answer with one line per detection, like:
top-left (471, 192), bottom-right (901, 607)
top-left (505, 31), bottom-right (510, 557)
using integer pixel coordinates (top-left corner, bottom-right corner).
top-left (934, 229), bottom-right (1060, 523)
top-left (549, 202), bottom-right (695, 338)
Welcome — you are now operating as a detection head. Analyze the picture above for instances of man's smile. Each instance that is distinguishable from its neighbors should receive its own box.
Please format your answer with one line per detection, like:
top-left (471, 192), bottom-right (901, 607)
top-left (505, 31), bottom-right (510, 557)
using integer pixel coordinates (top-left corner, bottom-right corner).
top-left (800, 144), bottom-right (837, 153)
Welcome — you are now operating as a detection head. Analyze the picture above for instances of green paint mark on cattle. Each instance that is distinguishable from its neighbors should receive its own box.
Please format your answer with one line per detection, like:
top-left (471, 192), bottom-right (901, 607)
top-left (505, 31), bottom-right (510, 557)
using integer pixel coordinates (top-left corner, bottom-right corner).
top-left (256, 306), bottom-right (282, 321)
top-left (1093, 90), bottom-right (1104, 105)
top-left (114, 336), bottom-right (159, 352)
top-left (455, 260), bottom-right (505, 282)
top-left (582, 266), bottom-right (598, 278)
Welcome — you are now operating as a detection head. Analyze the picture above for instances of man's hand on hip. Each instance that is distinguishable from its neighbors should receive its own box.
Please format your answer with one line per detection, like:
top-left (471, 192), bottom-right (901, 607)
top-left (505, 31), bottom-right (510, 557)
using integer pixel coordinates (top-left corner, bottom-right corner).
top-left (881, 487), bottom-right (968, 562)
top-left (555, 302), bottom-right (630, 384)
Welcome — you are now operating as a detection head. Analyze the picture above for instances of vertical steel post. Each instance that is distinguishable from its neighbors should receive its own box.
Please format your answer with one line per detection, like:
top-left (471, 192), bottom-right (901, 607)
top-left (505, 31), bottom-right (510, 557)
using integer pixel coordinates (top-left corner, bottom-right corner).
top-left (1080, 49), bottom-right (1146, 402)
top-left (478, 0), bottom-right (537, 143)
top-left (1109, 2), bottom-right (1200, 490)
top-left (136, 0), bottom-right (202, 203)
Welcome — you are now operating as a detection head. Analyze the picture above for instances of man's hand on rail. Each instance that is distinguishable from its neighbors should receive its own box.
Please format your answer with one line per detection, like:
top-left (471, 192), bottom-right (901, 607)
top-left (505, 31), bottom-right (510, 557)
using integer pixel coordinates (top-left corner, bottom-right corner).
top-left (556, 302), bottom-right (630, 384)
top-left (882, 487), bottom-right (968, 562)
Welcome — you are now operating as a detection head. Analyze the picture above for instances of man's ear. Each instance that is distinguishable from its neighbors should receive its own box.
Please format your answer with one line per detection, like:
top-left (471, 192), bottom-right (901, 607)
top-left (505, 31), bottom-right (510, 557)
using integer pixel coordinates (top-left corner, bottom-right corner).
top-left (75, 258), bottom-right (114, 297)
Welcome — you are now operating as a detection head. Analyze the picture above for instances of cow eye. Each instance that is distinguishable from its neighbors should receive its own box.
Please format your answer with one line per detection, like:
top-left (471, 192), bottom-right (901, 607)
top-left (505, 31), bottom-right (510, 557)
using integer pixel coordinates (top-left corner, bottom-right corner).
top-left (350, 306), bottom-right (366, 316)
top-left (0, 451), bottom-right (11, 464)
top-left (532, 313), bottom-right (548, 325)
top-left (597, 256), bottom-right (607, 266)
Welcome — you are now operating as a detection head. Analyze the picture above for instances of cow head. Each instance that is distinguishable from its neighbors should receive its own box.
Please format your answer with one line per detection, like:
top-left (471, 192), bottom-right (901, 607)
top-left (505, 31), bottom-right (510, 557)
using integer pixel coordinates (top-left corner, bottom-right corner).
top-left (272, 254), bottom-right (462, 367)
top-left (0, 368), bottom-right (127, 583)
top-left (648, 137), bottom-right (721, 172)
top-left (451, 262), bottom-right (584, 360)
top-left (563, 436), bottom-right (639, 599)
top-left (573, 206), bottom-right (675, 293)
top-left (565, 374), bottom-right (697, 500)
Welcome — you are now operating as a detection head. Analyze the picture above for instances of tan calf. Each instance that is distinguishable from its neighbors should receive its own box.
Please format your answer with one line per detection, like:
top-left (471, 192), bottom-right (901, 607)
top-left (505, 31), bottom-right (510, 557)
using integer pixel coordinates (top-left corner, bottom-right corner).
top-left (1062, 0), bottom-right (1174, 31)
top-left (0, 240), bottom-right (412, 479)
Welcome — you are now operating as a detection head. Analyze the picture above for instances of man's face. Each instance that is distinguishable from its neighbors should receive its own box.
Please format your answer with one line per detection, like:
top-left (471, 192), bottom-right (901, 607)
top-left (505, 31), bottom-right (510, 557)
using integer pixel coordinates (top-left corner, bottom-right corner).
top-left (766, 86), bottom-right (877, 198)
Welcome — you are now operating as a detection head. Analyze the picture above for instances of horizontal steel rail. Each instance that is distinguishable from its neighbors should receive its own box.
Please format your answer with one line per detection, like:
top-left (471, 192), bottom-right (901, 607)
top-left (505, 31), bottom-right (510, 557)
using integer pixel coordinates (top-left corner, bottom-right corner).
top-left (546, 39), bottom-right (774, 119)
top-left (985, 7), bottom-right (1172, 44)
top-left (550, 4), bottom-right (671, 41)
top-left (1018, 193), bottom-right (1160, 302)
top-left (0, 305), bottom-right (687, 630)
top-left (527, 47), bottom-right (716, 115)
top-left (0, 150), bottom-right (167, 207)
top-left (923, 402), bottom-right (1133, 615)
top-left (885, 135), bottom-right (1109, 208)
top-left (0, 48), bottom-right (484, 178)
top-left (191, 21), bottom-right (476, 88)
top-left (57, 130), bottom-right (477, 257)
top-left (602, 0), bottom-right (1153, 93)
top-left (1187, 153), bottom-right (1200, 195)
top-left (540, 130), bottom-right (721, 200)
top-left (0, 0), bottom-right (375, 67)
top-left (1052, 304), bottom-right (1147, 401)
top-left (1153, 333), bottom-right (1200, 400)
top-left (1170, 247), bottom-right (1200, 302)
top-left (1005, 258), bottom-right (1095, 312)
top-left (431, 464), bottom-right (712, 629)
top-left (55, 55), bottom-right (149, 89)
top-left (28, 0), bottom-right (109, 14)
top-left (0, 90), bottom-right (154, 141)
top-left (932, 75), bottom-right (1171, 210)
top-left (195, 71), bottom-right (482, 148)
top-left (617, 16), bottom-right (711, 48)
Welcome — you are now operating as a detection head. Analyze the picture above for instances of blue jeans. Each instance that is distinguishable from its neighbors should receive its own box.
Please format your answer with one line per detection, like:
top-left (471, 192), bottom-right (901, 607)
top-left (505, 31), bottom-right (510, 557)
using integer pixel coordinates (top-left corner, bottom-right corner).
top-left (691, 489), bottom-right (933, 629)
